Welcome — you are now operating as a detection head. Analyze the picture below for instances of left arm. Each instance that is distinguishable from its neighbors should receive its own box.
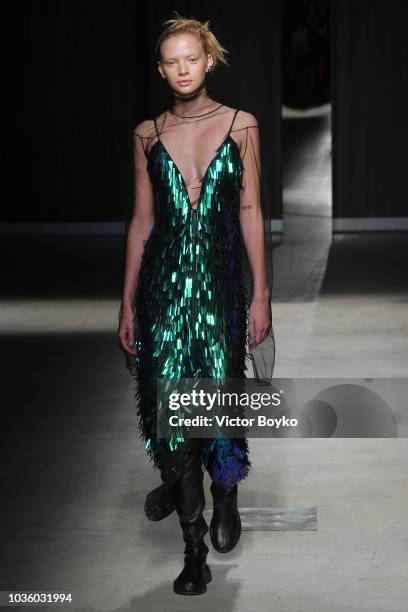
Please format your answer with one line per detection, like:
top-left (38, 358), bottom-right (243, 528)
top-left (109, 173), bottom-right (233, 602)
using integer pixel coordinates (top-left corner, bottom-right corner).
top-left (238, 115), bottom-right (272, 348)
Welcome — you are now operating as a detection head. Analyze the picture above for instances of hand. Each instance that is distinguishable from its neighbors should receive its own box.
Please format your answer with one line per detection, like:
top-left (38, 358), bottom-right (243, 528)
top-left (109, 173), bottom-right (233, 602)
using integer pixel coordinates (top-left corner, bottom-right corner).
top-left (118, 306), bottom-right (138, 355)
top-left (248, 294), bottom-right (272, 349)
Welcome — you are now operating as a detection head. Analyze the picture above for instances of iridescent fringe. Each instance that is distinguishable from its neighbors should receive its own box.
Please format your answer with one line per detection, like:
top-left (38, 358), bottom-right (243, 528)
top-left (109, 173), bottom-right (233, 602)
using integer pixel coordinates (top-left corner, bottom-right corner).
top-left (122, 134), bottom-right (252, 490)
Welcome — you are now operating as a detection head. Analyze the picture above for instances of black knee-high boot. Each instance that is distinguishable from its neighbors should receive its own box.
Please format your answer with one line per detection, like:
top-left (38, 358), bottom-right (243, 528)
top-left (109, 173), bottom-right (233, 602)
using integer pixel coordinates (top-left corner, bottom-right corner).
top-left (173, 442), bottom-right (212, 596)
top-left (144, 442), bottom-right (194, 522)
top-left (210, 481), bottom-right (241, 553)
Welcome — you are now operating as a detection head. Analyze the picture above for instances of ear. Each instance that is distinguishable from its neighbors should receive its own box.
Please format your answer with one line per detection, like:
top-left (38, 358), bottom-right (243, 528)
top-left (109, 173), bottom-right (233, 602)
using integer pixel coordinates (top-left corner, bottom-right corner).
top-left (157, 61), bottom-right (165, 79)
top-left (207, 53), bottom-right (214, 71)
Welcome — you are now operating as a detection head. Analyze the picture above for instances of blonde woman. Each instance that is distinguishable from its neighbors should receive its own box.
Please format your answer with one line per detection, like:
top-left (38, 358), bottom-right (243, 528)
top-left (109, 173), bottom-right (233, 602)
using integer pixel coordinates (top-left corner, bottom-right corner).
top-left (119, 12), bottom-right (272, 596)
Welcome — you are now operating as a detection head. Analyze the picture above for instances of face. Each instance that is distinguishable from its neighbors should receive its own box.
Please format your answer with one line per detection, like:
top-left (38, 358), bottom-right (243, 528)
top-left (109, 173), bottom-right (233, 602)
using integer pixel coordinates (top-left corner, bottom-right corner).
top-left (157, 33), bottom-right (214, 95)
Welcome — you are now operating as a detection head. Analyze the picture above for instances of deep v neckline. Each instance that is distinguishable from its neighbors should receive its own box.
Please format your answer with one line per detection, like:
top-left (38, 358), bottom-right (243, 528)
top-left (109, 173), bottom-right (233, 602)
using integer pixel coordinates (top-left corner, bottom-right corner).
top-left (154, 134), bottom-right (235, 212)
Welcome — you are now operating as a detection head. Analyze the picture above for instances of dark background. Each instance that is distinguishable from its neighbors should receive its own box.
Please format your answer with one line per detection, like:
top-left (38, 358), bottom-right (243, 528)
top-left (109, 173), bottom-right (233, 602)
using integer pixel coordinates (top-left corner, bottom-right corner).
top-left (1, 0), bottom-right (407, 223)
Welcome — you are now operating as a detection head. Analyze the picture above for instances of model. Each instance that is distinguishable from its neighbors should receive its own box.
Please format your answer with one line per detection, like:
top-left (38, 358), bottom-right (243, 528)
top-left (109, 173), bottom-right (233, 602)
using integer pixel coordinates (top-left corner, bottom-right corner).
top-left (118, 13), bottom-right (272, 596)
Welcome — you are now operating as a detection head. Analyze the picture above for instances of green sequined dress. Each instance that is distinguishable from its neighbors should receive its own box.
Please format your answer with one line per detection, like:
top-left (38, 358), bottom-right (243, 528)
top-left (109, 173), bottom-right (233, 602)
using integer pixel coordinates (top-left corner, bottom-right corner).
top-left (126, 104), bottom-right (263, 490)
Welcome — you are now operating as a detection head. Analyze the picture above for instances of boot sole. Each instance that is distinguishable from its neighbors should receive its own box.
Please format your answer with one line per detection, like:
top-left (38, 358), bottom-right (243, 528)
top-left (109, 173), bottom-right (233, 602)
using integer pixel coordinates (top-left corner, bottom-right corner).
top-left (144, 494), bottom-right (175, 521)
top-left (173, 566), bottom-right (212, 595)
top-left (173, 585), bottom-right (207, 595)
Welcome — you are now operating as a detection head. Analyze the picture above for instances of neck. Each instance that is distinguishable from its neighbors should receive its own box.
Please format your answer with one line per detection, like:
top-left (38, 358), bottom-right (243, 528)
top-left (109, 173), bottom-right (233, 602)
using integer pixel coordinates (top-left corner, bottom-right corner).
top-left (171, 82), bottom-right (216, 115)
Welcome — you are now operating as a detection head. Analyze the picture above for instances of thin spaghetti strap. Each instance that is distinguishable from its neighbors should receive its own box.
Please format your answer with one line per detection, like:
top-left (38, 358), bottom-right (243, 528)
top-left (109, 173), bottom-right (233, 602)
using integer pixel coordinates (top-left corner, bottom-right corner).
top-left (227, 109), bottom-right (240, 136)
top-left (153, 117), bottom-right (160, 140)
top-left (154, 113), bottom-right (169, 142)
top-left (217, 109), bottom-right (240, 151)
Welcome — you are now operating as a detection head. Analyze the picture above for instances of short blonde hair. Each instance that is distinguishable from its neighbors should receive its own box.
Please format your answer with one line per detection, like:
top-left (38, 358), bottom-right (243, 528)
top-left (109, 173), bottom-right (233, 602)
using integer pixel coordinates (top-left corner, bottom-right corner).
top-left (155, 11), bottom-right (229, 72)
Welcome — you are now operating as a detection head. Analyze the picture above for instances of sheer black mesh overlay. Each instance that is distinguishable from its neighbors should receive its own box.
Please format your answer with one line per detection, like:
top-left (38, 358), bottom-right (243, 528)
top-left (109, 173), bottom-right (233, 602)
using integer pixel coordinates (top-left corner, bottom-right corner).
top-left (131, 102), bottom-right (275, 383)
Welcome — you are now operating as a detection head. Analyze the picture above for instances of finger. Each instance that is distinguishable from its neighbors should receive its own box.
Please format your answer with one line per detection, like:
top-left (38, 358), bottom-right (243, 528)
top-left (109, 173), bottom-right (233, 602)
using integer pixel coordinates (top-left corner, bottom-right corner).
top-left (252, 319), bottom-right (262, 346)
top-left (119, 331), bottom-right (136, 355)
top-left (127, 328), bottom-right (137, 354)
top-left (248, 316), bottom-right (256, 347)
top-left (124, 341), bottom-right (137, 355)
top-left (128, 329), bottom-right (134, 349)
top-left (256, 325), bottom-right (267, 345)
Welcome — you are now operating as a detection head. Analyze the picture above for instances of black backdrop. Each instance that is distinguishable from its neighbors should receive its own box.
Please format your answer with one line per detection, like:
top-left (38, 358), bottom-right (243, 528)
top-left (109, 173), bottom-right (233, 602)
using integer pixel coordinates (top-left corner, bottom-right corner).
top-left (332, 0), bottom-right (408, 219)
top-left (1, 1), bottom-right (408, 226)
top-left (0, 0), bottom-right (281, 224)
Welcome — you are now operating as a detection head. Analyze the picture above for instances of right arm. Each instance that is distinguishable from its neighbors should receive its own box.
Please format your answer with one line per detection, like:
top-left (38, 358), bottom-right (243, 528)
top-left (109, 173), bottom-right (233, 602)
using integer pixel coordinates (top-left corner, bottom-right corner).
top-left (118, 123), bottom-right (155, 355)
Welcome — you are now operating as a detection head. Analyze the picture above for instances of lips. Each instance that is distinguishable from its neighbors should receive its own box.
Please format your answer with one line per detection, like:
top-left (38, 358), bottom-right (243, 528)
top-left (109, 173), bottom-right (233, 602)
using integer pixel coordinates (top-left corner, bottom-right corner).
top-left (178, 80), bottom-right (192, 85)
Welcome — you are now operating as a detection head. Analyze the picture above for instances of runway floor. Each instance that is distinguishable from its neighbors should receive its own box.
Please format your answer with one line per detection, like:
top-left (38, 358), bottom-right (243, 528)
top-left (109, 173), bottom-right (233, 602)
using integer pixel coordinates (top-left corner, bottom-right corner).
top-left (1, 228), bottom-right (408, 611)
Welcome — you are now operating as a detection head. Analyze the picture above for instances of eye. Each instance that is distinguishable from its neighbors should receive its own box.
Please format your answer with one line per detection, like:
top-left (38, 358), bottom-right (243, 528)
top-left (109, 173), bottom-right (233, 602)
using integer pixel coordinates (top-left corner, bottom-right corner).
top-left (189, 57), bottom-right (198, 62)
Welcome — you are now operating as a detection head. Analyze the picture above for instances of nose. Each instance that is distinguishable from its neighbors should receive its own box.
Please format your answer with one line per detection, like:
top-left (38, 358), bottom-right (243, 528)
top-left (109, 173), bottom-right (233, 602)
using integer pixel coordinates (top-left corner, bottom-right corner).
top-left (178, 62), bottom-right (189, 76)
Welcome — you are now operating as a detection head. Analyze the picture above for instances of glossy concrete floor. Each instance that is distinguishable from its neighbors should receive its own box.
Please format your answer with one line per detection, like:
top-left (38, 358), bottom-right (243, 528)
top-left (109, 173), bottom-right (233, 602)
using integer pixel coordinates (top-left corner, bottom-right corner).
top-left (2, 119), bottom-right (408, 612)
top-left (2, 235), bottom-right (408, 611)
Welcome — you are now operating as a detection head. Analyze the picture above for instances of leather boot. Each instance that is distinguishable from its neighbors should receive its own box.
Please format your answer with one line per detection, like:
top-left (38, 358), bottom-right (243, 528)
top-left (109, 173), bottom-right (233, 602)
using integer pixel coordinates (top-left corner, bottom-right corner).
top-left (144, 441), bottom-right (194, 522)
top-left (173, 442), bottom-right (212, 595)
top-left (210, 480), bottom-right (241, 553)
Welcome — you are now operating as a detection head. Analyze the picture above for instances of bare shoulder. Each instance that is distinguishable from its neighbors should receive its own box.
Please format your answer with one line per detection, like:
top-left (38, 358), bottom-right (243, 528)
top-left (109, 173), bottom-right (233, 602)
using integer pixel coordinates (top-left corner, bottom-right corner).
top-left (230, 110), bottom-right (260, 152)
top-left (133, 119), bottom-right (156, 139)
top-left (234, 110), bottom-right (259, 130)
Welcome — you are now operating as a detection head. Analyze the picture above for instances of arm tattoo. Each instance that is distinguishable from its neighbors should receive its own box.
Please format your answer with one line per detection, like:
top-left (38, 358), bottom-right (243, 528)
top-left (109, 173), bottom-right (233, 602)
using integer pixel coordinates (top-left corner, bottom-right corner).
top-left (241, 203), bottom-right (253, 210)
